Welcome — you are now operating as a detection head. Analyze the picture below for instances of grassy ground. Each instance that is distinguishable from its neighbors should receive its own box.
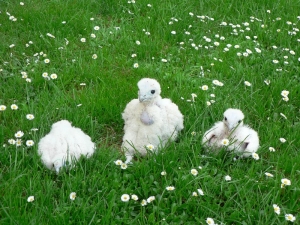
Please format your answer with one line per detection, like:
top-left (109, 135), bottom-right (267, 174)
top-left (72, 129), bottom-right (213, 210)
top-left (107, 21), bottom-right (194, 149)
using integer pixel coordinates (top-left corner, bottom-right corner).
top-left (0, 0), bottom-right (299, 224)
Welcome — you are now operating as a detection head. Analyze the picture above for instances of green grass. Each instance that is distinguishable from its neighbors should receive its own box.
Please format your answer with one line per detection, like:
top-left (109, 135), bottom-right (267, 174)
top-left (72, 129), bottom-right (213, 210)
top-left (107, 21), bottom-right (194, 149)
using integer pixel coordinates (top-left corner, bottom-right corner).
top-left (0, 0), bottom-right (299, 224)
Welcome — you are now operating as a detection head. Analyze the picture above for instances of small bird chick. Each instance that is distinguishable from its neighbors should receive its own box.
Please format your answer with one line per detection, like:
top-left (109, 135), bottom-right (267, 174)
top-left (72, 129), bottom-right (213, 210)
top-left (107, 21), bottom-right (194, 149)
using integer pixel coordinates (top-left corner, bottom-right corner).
top-left (122, 78), bottom-right (184, 164)
top-left (202, 108), bottom-right (259, 157)
top-left (38, 120), bottom-right (95, 173)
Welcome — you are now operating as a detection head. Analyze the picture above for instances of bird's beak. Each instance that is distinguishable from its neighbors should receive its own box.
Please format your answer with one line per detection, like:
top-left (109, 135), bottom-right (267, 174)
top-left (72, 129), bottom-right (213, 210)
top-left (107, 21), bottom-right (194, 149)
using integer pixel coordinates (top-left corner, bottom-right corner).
top-left (139, 96), bottom-right (145, 102)
top-left (139, 94), bottom-right (149, 102)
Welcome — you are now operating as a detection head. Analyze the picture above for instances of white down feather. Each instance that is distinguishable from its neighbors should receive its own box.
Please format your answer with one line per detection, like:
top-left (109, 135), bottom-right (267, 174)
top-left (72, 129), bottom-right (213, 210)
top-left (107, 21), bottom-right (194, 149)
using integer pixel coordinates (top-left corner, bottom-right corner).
top-left (202, 108), bottom-right (259, 157)
top-left (122, 78), bottom-right (184, 163)
top-left (38, 120), bottom-right (95, 173)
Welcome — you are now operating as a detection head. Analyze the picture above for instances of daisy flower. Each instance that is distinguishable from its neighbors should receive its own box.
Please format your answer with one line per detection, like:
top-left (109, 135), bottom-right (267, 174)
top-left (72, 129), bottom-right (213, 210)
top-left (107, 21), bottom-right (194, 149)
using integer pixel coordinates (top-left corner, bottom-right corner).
top-left (281, 90), bottom-right (289, 97)
top-left (133, 63), bottom-right (139, 68)
top-left (131, 194), bottom-right (138, 201)
top-left (146, 144), bottom-right (154, 151)
top-left (26, 140), bottom-right (34, 147)
top-left (0, 105), bottom-right (7, 111)
top-left (191, 169), bottom-right (198, 176)
top-left (279, 138), bottom-right (286, 143)
top-left (120, 163), bottom-right (128, 170)
top-left (27, 196), bottom-right (34, 202)
top-left (244, 81), bottom-right (252, 86)
top-left (225, 175), bottom-right (232, 181)
top-left (214, 42), bottom-right (220, 46)
top-left (206, 217), bottom-right (215, 225)
top-left (212, 80), bottom-right (224, 86)
top-left (252, 152), bottom-right (259, 160)
top-left (221, 138), bottom-right (229, 146)
top-left (91, 33), bottom-right (96, 38)
top-left (21, 71), bottom-right (27, 76)
top-left (135, 40), bottom-right (141, 45)
top-left (141, 199), bottom-right (147, 206)
top-left (161, 59), bottom-right (168, 62)
top-left (201, 85), bottom-right (208, 91)
top-left (282, 96), bottom-right (289, 102)
top-left (121, 194), bottom-right (130, 202)
top-left (16, 139), bottom-right (22, 147)
top-left (264, 172), bottom-right (274, 177)
top-left (94, 26), bottom-right (100, 30)
top-left (114, 160), bottom-right (123, 165)
top-left (80, 38), bottom-right (86, 43)
top-left (255, 48), bottom-right (261, 53)
top-left (44, 59), bottom-right (50, 64)
top-left (42, 72), bottom-right (49, 78)
top-left (146, 196), bottom-right (155, 203)
top-left (8, 139), bottom-right (16, 145)
top-left (281, 178), bottom-right (291, 187)
top-left (269, 147), bottom-right (275, 152)
top-left (92, 54), bottom-right (97, 59)
top-left (26, 114), bottom-right (34, 120)
top-left (191, 131), bottom-right (196, 136)
top-left (197, 189), bottom-right (204, 196)
top-left (166, 186), bottom-right (175, 191)
top-left (280, 113), bottom-right (287, 119)
top-left (50, 74), bottom-right (57, 79)
top-left (70, 192), bottom-right (76, 200)
top-left (15, 131), bottom-right (24, 138)
top-left (161, 171), bottom-right (167, 176)
top-left (11, 104), bottom-right (18, 110)
top-left (191, 93), bottom-right (197, 102)
top-left (264, 79), bottom-right (270, 85)
top-left (273, 204), bottom-right (280, 215)
top-left (46, 33), bottom-right (55, 38)
top-left (285, 214), bottom-right (296, 222)
top-left (192, 192), bottom-right (198, 196)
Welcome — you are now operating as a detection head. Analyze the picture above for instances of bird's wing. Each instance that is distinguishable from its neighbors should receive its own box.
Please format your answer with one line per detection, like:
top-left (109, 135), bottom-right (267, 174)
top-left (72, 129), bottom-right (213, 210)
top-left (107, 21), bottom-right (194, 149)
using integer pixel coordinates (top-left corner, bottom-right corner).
top-left (122, 99), bottom-right (140, 122)
top-left (202, 121), bottom-right (225, 144)
top-left (158, 98), bottom-right (184, 131)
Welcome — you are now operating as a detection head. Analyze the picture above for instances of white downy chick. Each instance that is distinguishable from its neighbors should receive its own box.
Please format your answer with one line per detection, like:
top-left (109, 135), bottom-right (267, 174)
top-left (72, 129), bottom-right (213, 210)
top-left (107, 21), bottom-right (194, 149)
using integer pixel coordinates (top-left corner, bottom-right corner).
top-left (122, 78), bottom-right (184, 164)
top-left (203, 108), bottom-right (259, 157)
top-left (38, 120), bottom-right (95, 173)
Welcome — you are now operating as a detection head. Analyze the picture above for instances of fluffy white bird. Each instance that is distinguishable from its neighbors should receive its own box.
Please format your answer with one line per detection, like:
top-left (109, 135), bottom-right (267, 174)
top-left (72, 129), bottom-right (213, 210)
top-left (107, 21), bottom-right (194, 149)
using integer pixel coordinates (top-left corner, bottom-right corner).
top-left (122, 78), bottom-right (184, 164)
top-left (202, 108), bottom-right (259, 157)
top-left (38, 120), bottom-right (95, 173)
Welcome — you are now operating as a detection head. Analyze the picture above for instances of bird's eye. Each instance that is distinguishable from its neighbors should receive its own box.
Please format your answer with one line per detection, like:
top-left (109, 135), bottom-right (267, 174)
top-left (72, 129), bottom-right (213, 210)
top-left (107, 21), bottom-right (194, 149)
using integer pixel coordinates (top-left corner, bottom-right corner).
top-left (224, 117), bottom-right (227, 121)
top-left (238, 120), bottom-right (241, 123)
top-left (151, 90), bottom-right (155, 94)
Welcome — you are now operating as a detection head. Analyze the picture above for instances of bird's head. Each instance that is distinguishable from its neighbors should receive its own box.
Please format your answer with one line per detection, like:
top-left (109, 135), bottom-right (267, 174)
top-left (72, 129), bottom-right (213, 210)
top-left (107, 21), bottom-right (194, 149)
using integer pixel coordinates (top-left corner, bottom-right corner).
top-left (137, 78), bottom-right (161, 103)
top-left (223, 108), bottom-right (244, 131)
